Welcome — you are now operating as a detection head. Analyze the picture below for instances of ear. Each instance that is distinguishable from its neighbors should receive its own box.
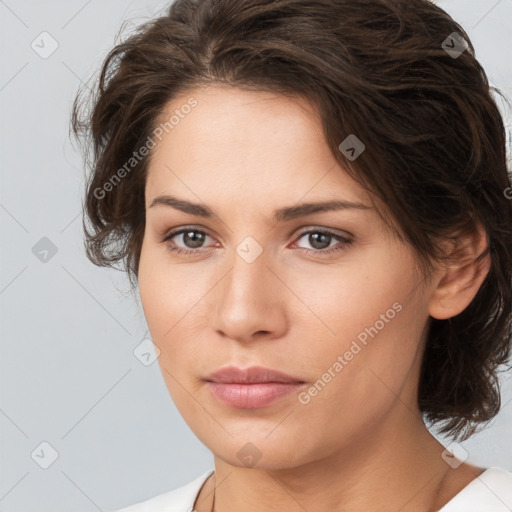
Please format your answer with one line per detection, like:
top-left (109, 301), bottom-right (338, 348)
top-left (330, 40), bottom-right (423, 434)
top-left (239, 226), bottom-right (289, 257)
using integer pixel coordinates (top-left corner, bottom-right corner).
top-left (428, 222), bottom-right (491, 320)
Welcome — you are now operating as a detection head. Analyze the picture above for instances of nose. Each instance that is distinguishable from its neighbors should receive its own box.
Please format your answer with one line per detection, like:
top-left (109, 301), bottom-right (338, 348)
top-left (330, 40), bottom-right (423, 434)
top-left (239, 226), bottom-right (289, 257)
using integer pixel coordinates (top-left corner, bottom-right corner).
top-left (213, 246), bottom-right (288, 343)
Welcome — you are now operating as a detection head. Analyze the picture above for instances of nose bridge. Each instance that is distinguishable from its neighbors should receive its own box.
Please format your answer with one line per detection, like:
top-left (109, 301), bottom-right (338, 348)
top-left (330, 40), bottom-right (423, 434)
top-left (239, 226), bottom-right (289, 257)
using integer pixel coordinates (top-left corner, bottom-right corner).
top-left (214, 236), bottom-right (285, 340)
top-left (224, 236), bottom-right (271, 306)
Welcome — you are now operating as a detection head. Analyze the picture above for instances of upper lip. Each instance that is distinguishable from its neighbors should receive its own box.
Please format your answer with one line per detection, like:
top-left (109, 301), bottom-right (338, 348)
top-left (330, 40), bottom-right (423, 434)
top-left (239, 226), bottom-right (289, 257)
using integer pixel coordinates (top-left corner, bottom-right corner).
top-left (205, 366), bottom-right (304, 384)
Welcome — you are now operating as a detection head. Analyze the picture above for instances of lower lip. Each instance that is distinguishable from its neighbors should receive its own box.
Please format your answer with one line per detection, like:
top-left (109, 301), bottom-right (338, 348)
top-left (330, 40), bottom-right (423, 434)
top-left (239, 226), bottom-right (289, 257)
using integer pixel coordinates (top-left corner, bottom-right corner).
top-left (206, 381), bottom-right (304, 408)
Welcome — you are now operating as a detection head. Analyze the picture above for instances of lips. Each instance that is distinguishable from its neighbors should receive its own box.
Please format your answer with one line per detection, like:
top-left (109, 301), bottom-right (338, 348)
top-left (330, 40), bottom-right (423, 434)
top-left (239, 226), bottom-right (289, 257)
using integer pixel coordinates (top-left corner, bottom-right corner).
top-left (204, 366), bottom-right (306, 409)
top-left (205, 365), bottom-right (304, 384)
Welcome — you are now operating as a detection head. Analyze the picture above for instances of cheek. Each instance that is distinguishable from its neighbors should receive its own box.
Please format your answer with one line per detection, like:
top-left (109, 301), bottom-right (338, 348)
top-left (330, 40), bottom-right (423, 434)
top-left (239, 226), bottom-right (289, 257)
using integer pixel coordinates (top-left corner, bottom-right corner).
top-left (290, 249), bottom-right (426, 398)
top-left (290, 251), bottom-right (418, 348)
top-left (138, 240), bottom-right (200, 336)
top-left (138, 242), bottom-right (167, 335)
top-left (137, 241), bottom-right (213, 377)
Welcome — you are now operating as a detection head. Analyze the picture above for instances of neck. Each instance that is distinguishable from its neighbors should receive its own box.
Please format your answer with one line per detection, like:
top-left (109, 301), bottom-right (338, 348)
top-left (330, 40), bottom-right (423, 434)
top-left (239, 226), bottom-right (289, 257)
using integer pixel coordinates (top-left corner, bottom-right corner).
top-left (196, 406), bottom-right (482, 512)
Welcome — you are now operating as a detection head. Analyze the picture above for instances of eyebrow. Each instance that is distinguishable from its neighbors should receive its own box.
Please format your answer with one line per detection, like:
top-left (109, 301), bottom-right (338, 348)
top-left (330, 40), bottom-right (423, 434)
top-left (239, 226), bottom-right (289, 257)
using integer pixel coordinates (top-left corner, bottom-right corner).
top-left (149, 194), bottom-right (371, 222)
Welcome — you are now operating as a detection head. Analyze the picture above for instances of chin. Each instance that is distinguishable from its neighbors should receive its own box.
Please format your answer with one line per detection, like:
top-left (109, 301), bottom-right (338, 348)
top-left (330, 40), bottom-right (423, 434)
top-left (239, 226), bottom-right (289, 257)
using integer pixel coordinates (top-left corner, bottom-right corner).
top-left (198, 427), bottom-right (316, 469)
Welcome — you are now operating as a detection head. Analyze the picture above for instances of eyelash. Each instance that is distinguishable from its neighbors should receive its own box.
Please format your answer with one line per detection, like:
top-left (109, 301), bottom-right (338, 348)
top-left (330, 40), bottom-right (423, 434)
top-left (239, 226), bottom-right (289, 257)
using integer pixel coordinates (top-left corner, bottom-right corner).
top-left (161, 226), bottom-right (353, 257)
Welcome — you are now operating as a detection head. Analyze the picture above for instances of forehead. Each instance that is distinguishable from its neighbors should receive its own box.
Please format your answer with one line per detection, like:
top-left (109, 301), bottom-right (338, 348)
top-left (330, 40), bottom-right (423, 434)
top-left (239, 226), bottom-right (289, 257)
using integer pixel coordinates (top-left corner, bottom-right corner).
top-left (145, 85), bottom-right (371, 207)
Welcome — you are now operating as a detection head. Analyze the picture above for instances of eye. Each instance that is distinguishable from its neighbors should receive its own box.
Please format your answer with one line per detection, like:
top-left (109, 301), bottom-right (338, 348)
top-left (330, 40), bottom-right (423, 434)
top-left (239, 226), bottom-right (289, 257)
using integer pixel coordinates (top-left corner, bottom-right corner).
top-left (293, 229), bottom-right (353, 255)
top-left (162, 227), bottom-right (216, 256)
top-left (161, 227), bottom-right (353, 257)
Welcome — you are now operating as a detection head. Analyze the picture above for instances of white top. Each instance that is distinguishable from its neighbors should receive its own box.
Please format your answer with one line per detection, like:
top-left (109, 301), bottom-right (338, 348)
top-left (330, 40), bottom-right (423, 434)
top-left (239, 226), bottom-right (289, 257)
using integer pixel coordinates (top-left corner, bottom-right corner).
top-left (115, 467), bottom-right (512, 512)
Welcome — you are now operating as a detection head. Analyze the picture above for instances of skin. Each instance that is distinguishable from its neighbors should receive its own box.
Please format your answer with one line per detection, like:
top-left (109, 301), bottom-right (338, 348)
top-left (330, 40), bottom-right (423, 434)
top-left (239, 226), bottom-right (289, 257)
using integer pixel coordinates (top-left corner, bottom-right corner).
top-left (137, 85), bottom-right (490, 512)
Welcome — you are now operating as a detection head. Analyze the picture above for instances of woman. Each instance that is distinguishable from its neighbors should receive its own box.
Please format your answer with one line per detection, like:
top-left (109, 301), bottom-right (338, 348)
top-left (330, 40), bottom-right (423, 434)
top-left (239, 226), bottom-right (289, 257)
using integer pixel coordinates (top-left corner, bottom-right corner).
top-left (72, 0), bottom-right (512, 510)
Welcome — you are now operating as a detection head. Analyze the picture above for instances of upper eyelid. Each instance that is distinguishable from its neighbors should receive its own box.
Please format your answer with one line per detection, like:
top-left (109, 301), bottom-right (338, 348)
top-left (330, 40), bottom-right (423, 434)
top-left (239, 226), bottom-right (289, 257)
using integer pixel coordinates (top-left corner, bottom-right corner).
top-left (163, 226), bottom-right (213, 241)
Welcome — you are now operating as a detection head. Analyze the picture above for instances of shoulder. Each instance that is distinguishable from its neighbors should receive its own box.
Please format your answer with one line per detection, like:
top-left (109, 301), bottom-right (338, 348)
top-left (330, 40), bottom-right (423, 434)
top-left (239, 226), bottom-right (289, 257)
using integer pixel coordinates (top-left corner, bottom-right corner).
top-left (439, 467), bottom-right (512, 511)
top-left (113, 469), bottom-right (214, 512)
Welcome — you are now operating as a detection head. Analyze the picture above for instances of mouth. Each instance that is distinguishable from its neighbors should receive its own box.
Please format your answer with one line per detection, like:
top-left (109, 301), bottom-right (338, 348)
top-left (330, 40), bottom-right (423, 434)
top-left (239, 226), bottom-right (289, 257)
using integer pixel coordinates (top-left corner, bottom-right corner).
top-left (204, 366), bottom-right (306, 409)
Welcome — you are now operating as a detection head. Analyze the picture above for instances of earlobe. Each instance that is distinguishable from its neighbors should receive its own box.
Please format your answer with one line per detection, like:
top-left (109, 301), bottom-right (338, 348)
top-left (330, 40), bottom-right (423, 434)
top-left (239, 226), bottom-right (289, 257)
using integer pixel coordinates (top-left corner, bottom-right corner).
top-left (428, 223), bottom-right (491, 320)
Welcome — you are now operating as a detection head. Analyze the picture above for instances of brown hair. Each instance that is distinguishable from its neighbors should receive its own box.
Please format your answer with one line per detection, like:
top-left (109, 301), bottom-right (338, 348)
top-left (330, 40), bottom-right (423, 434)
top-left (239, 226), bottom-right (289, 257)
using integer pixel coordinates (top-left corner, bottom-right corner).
top-left (72, 0), bottom-right (512, 441)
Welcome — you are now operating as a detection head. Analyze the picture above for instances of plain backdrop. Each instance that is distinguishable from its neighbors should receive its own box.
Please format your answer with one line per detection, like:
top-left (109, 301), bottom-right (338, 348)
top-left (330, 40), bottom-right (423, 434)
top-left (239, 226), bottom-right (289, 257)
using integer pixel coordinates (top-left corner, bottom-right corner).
top-left (1, 1), bottom-right (511, 511)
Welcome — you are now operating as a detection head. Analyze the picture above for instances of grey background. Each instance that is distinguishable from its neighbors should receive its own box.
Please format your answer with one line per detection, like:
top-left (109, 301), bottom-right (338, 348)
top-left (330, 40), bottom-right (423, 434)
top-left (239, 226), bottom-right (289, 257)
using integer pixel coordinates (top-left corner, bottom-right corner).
top-left (0, 1), bottom-right (511, 511)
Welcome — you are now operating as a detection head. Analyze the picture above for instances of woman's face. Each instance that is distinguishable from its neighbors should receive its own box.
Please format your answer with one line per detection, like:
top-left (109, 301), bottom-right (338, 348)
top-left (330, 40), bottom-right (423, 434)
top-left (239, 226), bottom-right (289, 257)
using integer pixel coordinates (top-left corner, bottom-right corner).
top-left (138, 85), bottom-right (435, 469)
